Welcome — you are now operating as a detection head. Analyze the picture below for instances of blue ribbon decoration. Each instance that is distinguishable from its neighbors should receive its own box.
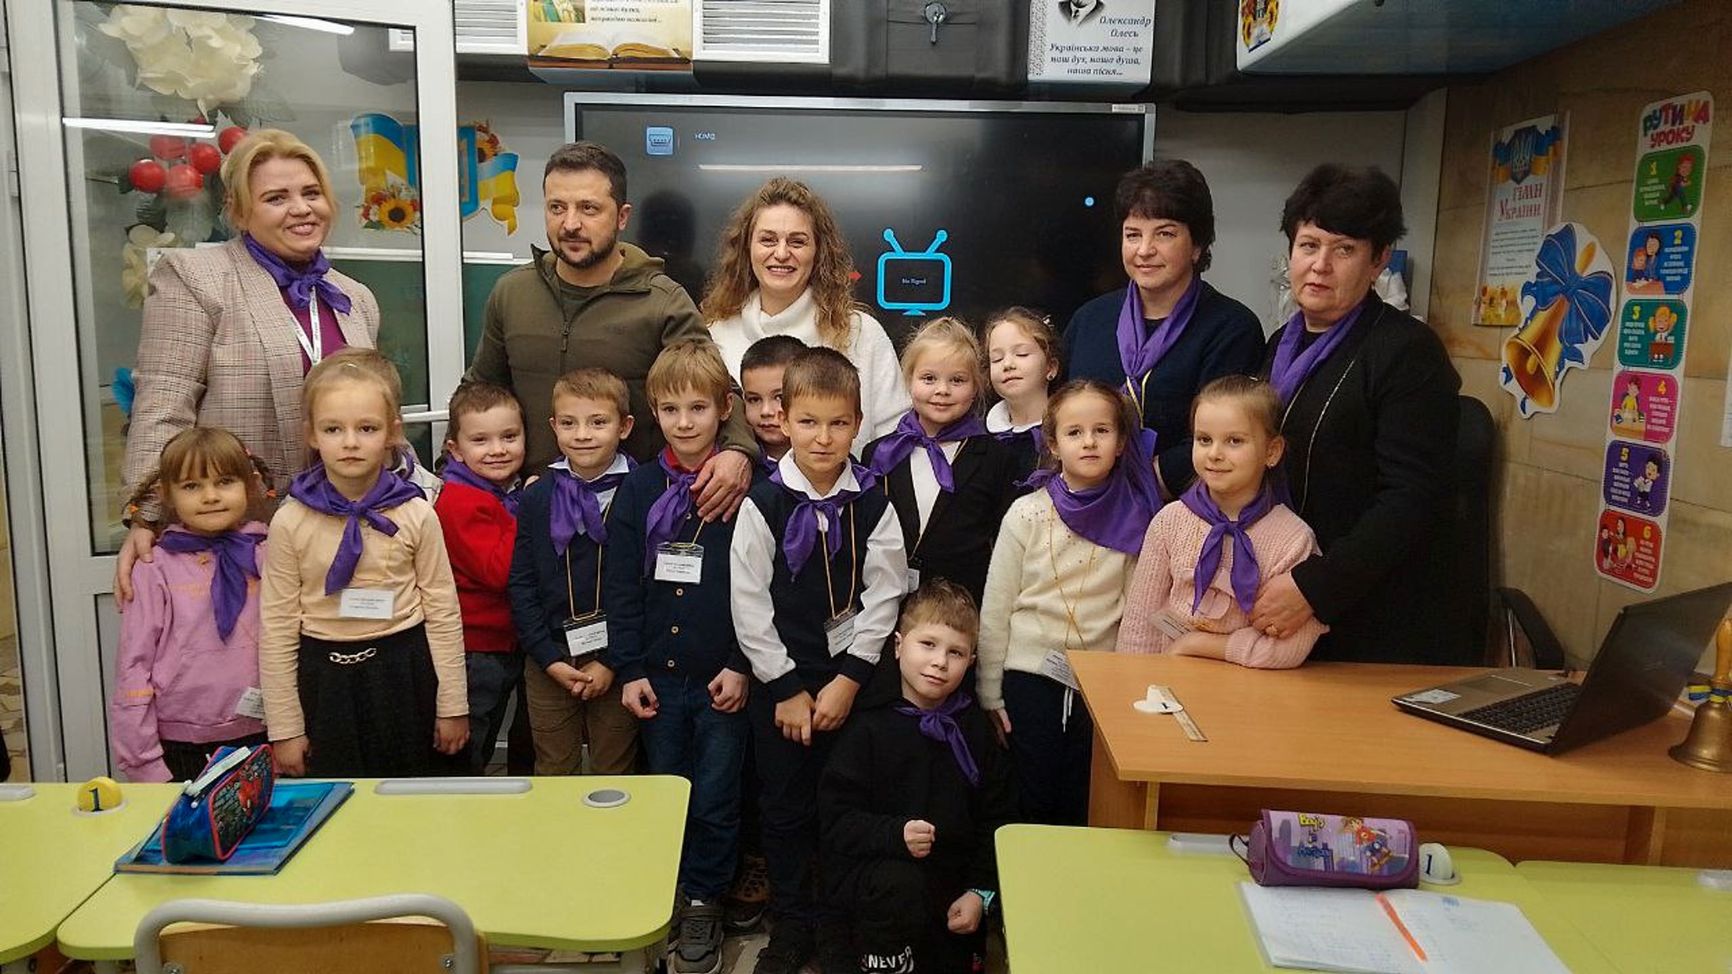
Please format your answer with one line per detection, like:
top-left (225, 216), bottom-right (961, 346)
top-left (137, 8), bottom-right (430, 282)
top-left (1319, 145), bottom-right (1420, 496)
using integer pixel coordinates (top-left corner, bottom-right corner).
top-left (1520, 224), bottom-right (1616, 368)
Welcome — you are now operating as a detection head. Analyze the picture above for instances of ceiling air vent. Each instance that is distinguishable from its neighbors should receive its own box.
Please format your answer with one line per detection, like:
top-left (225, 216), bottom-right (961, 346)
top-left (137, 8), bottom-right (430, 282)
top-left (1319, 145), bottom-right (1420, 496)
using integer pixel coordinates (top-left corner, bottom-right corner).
top-left (694, 0), bottom-right (830, 64)
top-left (454, 0), bottom-right (526, 55)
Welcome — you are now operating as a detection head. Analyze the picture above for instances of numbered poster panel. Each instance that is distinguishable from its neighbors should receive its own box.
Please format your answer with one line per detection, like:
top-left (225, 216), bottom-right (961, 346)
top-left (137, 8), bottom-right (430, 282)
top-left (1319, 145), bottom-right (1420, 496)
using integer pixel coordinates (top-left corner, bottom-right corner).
top-left (1596, 91), bottom-right (1712, 591)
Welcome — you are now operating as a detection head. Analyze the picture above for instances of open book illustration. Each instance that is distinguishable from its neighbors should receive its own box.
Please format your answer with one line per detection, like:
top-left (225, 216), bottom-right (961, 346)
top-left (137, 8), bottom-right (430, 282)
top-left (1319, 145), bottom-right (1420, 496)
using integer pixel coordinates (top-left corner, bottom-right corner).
top-left (537, 25), bottom-right (684, 61)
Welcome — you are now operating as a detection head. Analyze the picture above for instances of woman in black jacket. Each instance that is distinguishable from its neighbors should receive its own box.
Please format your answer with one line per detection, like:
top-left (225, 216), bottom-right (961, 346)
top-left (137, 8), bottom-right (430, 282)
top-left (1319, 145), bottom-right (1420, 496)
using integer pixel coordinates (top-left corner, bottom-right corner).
top-left (1251, 165), bottom-right (1469, 664)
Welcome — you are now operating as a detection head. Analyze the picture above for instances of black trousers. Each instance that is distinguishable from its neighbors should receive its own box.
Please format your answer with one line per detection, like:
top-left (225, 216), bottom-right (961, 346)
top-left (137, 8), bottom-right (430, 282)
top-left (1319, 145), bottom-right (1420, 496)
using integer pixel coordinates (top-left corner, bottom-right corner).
top-left (749, 686), bottom-right (841, 930)
top-left (1000, 669), bottom-right (1093, 826)
top-left (834, 858), bottom-right (985, 974)
top-left (298, 625), bottom-right (454, 778)
top-left (160, 733), bottom-right (270, 782)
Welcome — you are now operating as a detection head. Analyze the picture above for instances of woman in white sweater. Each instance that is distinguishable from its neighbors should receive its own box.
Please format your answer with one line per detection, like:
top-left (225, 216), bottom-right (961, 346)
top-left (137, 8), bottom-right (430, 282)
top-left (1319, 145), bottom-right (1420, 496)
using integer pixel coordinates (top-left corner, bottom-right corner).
top-left (702, 177), bottom-right (908, 454)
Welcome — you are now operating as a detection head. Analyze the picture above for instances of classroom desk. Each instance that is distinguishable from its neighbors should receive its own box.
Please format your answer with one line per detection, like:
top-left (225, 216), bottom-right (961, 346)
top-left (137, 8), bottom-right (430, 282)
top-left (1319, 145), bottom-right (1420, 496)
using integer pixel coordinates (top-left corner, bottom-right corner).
top-left (1517, 860), bottom-right (1732, 974)
top-left (996, 825), bottom-right (1617, 974)
top-left (55, 775), bottom-right (689, 961)
top-left (0, 783), bottom-right (182, 966)
top-left (1073, 653), bottom-right (1732, 867)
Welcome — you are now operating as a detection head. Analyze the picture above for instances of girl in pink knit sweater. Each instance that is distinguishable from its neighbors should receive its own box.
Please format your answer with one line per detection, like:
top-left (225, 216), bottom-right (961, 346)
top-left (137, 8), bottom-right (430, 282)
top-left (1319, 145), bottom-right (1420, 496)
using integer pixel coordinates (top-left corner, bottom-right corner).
top-left (1117, 375), bottom-right (1326, 668)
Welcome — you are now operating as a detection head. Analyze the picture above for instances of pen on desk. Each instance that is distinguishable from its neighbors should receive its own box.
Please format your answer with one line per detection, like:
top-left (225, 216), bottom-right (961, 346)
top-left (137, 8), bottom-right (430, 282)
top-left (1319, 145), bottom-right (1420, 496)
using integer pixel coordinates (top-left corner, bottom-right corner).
top-left (1376, 892), bottom-right (1428, 962)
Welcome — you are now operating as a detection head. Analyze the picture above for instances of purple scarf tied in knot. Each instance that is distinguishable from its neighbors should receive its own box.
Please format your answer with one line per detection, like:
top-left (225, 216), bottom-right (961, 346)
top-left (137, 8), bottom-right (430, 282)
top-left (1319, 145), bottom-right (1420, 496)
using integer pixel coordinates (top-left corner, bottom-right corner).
top-left (550, 460), bottom-right (633, 556)
top-left (1023, 427), bottom-right (1161, 555)
top-left (440, 458), bottom-right (520, 518)
top-left (1266, 297), bottom-right (1370, 405)
top-left (288, 465), bottom-right (424, 595)
top-left (1179, 479), bottom-right (1275, 614)
top-left (1117, 275), bottom-right (1202, 389)
top-left (156, 528), bottom-right (265, 641)
top-left (643, 452), bottom-right (704, 570)
top-left (869, 410), bottom-right (987, 492)
top-left (242, 233), bottom-right (352, 315)
top-left (895, 692), bottom-right (982, 788)
top-left (772, 463), bottom-right (877, 578)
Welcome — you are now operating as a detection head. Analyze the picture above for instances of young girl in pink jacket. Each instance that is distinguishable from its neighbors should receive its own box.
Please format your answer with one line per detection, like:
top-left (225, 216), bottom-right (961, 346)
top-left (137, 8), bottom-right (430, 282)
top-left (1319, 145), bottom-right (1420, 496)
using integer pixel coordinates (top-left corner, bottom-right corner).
top-left (111, 427), bottom-right (271, 781)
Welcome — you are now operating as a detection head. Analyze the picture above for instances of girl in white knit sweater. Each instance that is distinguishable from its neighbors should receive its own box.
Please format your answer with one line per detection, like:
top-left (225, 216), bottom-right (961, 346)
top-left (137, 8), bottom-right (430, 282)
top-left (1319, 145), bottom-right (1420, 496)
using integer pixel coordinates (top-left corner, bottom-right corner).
top-left (1116, 375), bottom-right (1326, 668)
top-left (976, 380), bottom-right (1159, 825)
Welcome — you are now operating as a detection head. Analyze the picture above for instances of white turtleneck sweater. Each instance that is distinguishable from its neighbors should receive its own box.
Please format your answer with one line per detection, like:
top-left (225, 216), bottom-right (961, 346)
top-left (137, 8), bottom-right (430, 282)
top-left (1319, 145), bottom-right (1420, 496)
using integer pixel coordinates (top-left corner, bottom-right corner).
top-left (708, 288), bottom-right (909, 456)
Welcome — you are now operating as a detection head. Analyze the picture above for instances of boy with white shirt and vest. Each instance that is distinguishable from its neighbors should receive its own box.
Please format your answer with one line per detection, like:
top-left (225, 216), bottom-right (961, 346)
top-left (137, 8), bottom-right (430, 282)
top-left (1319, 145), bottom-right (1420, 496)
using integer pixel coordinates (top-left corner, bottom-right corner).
top-left (729, 347), bottom-right (909, 974)
top-left (507, 367), bottom-right (639, 775)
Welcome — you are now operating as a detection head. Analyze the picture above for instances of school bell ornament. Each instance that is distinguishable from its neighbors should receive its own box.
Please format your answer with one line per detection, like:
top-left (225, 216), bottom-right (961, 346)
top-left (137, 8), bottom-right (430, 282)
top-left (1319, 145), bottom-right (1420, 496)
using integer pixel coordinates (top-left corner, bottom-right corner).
top-left (1670, 618), bottom-right (1732, 773)
top-left (1500, 223), bottom-right (1616, 417)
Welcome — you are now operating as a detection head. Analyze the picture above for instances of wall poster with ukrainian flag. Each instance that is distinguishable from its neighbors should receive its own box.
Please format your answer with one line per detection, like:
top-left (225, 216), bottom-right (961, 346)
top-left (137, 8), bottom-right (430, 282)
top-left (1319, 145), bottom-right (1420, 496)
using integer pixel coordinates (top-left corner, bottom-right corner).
top-left (1594, 91), bottom-right (1712, 593)
top-left (1473, 114), bottom-right (1567, 327)
top-left (349, 114), bottom-right (521, 235)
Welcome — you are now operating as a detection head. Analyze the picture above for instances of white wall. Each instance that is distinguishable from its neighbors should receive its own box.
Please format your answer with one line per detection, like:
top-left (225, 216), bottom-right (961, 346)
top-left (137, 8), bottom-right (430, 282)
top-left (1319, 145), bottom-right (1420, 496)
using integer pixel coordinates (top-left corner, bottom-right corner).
top-left (1151, 107), bottom-right (1410, 330)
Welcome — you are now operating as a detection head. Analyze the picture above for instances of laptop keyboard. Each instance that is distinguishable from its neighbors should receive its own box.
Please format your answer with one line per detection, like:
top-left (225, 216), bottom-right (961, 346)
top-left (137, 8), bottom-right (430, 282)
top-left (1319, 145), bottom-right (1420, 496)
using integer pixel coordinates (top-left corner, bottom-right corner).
top-left (1458, 682), bottom-right (1582, 736)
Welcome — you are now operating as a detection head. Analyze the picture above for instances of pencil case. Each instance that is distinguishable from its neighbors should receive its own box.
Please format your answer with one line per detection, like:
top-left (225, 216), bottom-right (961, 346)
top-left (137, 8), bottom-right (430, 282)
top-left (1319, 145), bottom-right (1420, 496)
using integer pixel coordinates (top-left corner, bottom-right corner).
top-left (1233, 809), bottom-right (1418, 889)
top-left (160, 744), bottom-right (276, 863)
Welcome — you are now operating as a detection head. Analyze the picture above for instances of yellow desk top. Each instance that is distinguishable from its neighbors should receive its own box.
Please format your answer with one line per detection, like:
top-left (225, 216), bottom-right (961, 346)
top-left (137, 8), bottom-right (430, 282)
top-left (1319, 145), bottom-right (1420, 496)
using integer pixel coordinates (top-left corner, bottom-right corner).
top-left (0, 782), bottom-right (182, 965)
top-left (56, 775), bottom-right (689, 960)
top-left (1518, 860), bottom-right (1732, 974)
top-left (1070, 653), bottom-right (1729, 810)
top-left (996, 825), bottom-right (1618, 974)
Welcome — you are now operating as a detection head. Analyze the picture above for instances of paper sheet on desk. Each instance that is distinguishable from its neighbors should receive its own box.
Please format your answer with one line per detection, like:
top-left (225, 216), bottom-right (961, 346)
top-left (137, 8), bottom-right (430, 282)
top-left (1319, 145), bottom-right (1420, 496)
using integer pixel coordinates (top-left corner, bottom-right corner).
top-left (1239, 884), bottom-right (1571, 974)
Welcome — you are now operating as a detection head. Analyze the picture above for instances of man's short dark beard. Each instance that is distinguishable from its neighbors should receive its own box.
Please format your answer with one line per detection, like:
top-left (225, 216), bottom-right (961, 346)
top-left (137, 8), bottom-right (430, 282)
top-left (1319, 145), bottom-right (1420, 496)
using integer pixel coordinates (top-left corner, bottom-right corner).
top-left (553, 231), bottom-right (617, 270)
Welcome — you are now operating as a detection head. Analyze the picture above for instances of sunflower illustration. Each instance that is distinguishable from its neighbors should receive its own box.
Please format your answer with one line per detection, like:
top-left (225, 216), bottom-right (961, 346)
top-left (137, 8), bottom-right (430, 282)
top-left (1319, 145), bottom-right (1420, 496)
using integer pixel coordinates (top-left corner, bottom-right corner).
top-left (360, 180), bottom-right (421, 233)
top-left (376, 191), bottom-right (418, 229)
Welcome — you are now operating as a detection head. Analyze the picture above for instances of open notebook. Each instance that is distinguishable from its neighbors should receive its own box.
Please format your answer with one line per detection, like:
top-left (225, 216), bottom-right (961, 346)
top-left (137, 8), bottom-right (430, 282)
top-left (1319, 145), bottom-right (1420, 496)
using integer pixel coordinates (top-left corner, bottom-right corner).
top-left (1239, 884), bottom-right (1571, 974)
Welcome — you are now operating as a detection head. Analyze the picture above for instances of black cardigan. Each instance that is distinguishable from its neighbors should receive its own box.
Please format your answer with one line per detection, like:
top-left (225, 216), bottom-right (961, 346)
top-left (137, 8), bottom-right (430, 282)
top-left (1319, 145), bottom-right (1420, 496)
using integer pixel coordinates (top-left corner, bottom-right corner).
top-left (1261, 294), bottom-right (1469, 664)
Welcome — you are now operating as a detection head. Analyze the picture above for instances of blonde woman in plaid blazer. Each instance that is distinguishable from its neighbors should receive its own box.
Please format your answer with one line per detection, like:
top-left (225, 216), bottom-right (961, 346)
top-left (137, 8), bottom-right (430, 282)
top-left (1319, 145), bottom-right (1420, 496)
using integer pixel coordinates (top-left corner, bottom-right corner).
top-left (116, 130), bottom-right (380, 600)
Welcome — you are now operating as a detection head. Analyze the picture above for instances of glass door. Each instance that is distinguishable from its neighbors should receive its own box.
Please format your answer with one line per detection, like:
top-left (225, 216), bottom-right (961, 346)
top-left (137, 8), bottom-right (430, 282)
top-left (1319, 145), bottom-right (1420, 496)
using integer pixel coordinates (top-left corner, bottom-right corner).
top-left (8, 0), bottom-right (463, 778)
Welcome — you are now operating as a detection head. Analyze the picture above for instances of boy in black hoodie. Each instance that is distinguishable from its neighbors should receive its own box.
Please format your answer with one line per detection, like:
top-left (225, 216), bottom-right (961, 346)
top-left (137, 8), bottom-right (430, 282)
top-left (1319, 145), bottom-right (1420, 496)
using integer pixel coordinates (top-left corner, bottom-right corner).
top-left (819, 580), bottom-right (1018, 974)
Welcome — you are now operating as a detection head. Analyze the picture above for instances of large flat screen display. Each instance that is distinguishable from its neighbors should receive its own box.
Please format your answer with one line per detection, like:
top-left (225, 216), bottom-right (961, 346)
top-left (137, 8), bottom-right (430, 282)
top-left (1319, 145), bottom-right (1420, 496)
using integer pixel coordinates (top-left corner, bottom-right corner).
top-left (566, 94), bottom-right (1153, 344)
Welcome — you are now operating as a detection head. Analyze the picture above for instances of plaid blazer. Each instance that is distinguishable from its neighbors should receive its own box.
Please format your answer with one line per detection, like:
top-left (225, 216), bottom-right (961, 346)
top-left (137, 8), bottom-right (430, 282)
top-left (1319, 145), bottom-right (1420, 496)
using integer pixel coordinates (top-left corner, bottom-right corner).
top-left (122, 238), bottom-right (381, 520)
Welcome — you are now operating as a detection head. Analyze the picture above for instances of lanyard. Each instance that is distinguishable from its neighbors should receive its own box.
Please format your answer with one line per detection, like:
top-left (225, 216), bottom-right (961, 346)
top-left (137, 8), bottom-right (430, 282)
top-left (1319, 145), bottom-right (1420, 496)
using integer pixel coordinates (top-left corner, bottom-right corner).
top-left (565, 499), bottom-right (611, 619)
top-left (820, 504), bottom-right (860, 621)
top-left (1047, 515), bottom-right (1100, 653)
top-left (295, 299), bottom-right (324, 366)
top-left (1123, 368), bottom-right (1153, 421)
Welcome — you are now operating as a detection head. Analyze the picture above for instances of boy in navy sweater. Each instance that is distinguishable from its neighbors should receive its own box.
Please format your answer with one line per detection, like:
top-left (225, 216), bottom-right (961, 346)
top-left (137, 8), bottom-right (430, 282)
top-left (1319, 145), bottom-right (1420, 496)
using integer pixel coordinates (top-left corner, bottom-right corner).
top-left (730, 347), bottom-right (909, 974)
top-left (607, 339), bottom-right (757, 974)
top-left (507, 368), bottom-right (639, 776)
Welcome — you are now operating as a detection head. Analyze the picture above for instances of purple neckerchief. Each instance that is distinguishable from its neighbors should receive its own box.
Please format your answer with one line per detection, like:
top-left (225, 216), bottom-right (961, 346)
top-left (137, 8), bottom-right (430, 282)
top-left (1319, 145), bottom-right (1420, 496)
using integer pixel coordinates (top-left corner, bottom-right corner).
top-left (1267, 298), bottom-right (1369, 405)
top-left (550, 459), bottom-right (633, 557)
top-left (156, 526), bottom-right (265, 641)
top-left (758, 452), bottom-right (782, 476)
top-left (772, 462), bottom-right (877, 578)
top-left (895, 692), bottom-right (981, 788)
top-left (1180, 480), bottom-right (1275, 614)
top-left (1117, 276), bottom-right (1202, 387)
top-left (643, 450), bottom-right (706, 572)
top-left (440, 458), bottom-right (520, 518)
top-left (993, 423), bottom-right (1044, 457)
top-left (869, 410), bottom-right (987, 492)
top-left (242, 233), bottom-right (352, 315)
top-left (288, 464), bottom-right (423, 595)
top-left (1023, 429), bottom-right (1160, 555)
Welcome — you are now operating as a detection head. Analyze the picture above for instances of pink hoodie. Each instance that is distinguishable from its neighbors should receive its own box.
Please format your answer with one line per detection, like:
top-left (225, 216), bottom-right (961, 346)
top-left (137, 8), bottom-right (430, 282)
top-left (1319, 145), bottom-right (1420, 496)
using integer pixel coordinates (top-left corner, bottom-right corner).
top-left (110, 522), bottom-right (268, 782)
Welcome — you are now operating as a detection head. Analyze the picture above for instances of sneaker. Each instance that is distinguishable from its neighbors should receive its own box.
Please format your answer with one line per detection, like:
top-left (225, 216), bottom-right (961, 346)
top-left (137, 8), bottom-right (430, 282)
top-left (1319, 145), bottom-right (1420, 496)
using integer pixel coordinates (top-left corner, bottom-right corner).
top-left (725, 853), bottom-right (770, 932)
top-left (672, 898), bottom-right (724, 974)
top-left (752, 919), bottom-right (815, 974)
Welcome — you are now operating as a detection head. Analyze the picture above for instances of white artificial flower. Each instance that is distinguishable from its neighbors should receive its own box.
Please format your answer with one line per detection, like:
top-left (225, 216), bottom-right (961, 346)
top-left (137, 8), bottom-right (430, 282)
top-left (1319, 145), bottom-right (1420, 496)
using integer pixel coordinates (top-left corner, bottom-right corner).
top-left (120, 225), bottom-right (179, 309)
top-left (99, 5), bottom-right (261, 114)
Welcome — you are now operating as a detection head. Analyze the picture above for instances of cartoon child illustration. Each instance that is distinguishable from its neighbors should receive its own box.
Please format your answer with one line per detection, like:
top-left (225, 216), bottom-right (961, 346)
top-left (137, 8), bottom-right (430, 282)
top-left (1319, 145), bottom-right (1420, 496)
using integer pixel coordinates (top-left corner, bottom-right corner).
top-left (1663, 154), bottom-right (1696, 214)
top-left (1627, 234), bottom-right (1664, 295)
top-left (1633, 456), bottom-right (1661, 511)
top-left (1648, 305), bottom-right (1678, 363)
top-left (1341, 817), bottom-right (1395, 873)
top-left (1613, 377), bottom-right (1646, 434)
top-left (1610, 517), bottom-right (1635, 570)
top-left (1598, 524), bottom-right (1617, 568)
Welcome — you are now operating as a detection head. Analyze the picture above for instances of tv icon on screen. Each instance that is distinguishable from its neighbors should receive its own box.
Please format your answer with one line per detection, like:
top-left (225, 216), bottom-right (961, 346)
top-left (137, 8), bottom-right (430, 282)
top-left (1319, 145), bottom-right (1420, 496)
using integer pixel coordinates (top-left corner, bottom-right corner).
top-left (644, 126), bottom-right (674, 156)
top-left (876, 228), bottom-right (951, 317)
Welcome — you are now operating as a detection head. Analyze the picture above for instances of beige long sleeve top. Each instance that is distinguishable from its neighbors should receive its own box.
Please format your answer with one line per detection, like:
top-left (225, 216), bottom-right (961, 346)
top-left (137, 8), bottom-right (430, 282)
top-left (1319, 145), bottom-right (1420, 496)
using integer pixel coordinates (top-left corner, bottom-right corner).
top-left (259, 496), bottom-right (467, 739)
top-left (976, 490), bottom-right (1139, 712)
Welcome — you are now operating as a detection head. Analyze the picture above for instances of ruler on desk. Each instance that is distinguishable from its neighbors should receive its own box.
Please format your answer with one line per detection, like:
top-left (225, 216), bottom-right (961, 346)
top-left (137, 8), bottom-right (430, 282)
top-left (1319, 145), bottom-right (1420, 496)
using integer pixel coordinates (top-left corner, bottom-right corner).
top-left (1153, 685), bottom-right (1207, 742)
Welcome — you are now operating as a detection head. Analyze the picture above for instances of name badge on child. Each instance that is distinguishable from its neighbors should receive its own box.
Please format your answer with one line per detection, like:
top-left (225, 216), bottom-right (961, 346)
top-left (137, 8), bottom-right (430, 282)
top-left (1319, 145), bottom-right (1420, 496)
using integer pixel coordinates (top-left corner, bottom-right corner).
top-left (234, 687), bottom-right (266, 721)
top-left (1153, 609), bottom-right (1197, 641)
top-left (1038, 650), bottom-right (1080, 691)
top-left (563, 611), bottom-right (609, 657)
top-left (825, 608), bottom-right (859, 657)
top-left (904, 567), bottom-right (921, 594)
top-left (654, 542), bottom-right (704, 584)
top-left (338, 588), bottom-right (394, 620)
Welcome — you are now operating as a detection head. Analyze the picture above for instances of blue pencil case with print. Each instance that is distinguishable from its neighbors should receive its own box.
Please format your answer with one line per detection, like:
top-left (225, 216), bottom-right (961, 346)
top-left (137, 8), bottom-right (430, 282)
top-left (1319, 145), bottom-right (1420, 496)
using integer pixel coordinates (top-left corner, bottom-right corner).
top-left (160, 744), bottom-right (275, 863)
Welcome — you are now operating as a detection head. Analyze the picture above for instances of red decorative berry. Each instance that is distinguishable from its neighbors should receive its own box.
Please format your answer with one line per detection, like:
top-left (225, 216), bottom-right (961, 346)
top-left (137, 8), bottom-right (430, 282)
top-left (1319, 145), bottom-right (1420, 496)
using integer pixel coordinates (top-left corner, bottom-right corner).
top-left (149, 134), bottom-right (188, 160)
top-left (218, 126), bottom-right (248, 155)
top-left (164, 163), bottom-right (204, 199)
top-left (128, 158), bottom-right (167, 194)
top-left (188, 142), bottom-right (223, 175)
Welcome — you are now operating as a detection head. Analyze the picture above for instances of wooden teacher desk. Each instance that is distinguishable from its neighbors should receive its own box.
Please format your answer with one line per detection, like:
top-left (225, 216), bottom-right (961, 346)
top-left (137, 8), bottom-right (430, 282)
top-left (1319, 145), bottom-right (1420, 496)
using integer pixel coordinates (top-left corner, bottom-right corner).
top-left (1073, 653), bottom-right (1732, 867)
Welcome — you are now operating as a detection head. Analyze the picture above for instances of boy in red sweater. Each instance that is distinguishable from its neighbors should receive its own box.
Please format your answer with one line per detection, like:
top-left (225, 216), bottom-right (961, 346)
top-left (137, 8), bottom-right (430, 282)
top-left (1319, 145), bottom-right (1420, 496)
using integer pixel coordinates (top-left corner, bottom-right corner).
top-left (435, 381), bottom-right (528, 772)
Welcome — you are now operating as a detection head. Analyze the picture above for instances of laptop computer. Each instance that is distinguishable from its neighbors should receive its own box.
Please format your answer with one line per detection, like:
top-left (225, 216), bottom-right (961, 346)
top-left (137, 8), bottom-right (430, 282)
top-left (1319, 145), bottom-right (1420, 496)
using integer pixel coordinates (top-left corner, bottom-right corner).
top-left (1393, 582), bottom-right (1732, 754)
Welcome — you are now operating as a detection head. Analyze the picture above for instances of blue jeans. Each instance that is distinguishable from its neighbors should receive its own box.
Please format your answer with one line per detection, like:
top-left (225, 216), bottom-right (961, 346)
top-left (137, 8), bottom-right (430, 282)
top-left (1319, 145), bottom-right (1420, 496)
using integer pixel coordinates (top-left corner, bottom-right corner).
top-left (639, 672), bottom-right (749, 899)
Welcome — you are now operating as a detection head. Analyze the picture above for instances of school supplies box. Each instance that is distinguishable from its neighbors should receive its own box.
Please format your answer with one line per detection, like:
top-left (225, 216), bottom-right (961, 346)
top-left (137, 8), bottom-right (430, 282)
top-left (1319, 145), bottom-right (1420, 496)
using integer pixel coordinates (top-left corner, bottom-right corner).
top-left (1239, 884), bottom-right (1569, 974)
top-left (115, 779), bottom-right (352, 876)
